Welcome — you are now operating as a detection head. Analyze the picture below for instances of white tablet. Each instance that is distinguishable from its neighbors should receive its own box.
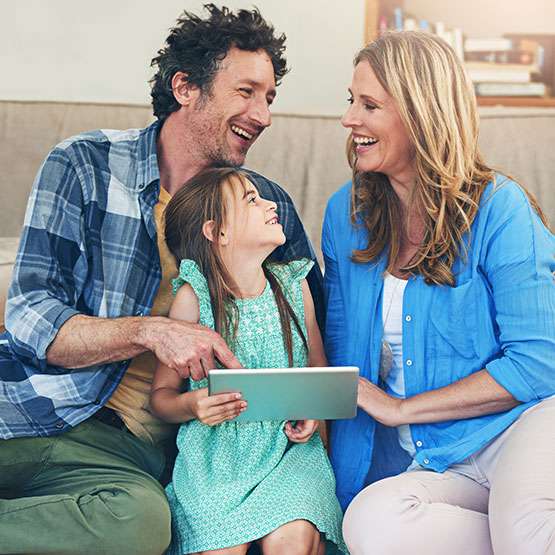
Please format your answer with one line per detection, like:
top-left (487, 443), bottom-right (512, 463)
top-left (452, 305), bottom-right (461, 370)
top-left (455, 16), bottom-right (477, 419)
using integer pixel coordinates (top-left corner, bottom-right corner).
top-left (208, 366), bottom-right (359, 422)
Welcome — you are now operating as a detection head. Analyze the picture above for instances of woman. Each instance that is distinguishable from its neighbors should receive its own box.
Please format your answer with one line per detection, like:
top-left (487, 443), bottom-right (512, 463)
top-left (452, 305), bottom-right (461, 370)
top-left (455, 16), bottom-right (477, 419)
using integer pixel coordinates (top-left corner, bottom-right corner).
top-left (323, 31), bottom-right (555, 554)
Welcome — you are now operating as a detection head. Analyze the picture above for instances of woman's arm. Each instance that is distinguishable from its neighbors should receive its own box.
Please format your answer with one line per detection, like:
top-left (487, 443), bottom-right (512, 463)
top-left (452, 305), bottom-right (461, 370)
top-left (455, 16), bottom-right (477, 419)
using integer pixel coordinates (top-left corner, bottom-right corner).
top-left (360, 183), bottom-right (555, 427)
top-left (149, 283), bottom-right (246, 425)
top-left (357, 369), bottom-right (520, 428)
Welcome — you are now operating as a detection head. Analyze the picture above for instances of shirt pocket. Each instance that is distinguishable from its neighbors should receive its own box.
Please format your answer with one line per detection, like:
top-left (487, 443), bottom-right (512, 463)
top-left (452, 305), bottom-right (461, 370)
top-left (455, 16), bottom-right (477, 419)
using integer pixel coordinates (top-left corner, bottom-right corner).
top-left (427, 277), bottom-right (498, 366)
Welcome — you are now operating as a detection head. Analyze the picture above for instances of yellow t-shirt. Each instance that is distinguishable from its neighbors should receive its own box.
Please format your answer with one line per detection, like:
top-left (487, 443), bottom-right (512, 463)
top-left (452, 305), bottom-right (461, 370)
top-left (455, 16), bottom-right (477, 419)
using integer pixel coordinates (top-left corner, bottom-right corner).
top-left (106, 186), bottom-right (179, 446)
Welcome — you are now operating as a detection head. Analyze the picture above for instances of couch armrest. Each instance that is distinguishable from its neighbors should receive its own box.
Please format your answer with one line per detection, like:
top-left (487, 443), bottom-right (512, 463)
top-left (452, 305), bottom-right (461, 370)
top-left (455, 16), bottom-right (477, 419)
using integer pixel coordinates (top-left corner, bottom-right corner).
top-left (0, 237), bottom-right (20, 333)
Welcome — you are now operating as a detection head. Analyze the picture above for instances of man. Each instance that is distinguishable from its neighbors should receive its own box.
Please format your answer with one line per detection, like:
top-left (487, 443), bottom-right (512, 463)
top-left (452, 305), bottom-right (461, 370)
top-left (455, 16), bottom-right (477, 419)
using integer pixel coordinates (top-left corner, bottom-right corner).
top-left (0, 5), bottom-right (322, 554)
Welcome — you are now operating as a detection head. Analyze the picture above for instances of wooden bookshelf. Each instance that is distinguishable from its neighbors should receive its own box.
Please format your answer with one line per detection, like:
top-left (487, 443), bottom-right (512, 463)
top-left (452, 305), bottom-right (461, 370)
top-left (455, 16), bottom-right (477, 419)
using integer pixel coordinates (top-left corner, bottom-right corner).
top-left (364, 0), bottom-right (555, 108)
top-left (476, 96), bottom-right (555, 107)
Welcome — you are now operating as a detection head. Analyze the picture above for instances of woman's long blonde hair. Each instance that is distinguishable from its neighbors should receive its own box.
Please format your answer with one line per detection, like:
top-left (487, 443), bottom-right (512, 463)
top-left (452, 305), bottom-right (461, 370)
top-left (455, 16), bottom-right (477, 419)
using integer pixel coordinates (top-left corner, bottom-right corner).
top-left (348, 31), bottom-right (547, 286)
top-left (164, 167), bottom-right (307, 366)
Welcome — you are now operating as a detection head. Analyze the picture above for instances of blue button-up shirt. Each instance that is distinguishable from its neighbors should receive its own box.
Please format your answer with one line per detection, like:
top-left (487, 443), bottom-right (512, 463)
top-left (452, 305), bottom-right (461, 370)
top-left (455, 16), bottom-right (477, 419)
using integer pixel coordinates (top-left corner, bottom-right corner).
top-left (0, 121), bottom-right (322, 439)
top-left (323, 175), bottom-right (555, 511)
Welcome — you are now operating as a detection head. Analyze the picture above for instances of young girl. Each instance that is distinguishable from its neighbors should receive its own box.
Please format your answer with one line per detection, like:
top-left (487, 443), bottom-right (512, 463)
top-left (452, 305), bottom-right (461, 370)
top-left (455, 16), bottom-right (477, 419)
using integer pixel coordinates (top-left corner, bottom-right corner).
top-left (150, 167), bottom-right (346, 555)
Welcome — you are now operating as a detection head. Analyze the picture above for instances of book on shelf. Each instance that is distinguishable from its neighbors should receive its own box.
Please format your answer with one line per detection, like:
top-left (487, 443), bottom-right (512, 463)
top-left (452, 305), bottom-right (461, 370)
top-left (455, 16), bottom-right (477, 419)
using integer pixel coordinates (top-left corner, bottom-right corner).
top-left (464, 37), bottom-right (514, 52)
top-left (465, 60), bottom-right (539, 83)
top-left (465, 50), bottom-right (535, 65)
top-left (504, 34), bottom-right (555, 90)
top-left (474, 81), bottom-right (547, 97)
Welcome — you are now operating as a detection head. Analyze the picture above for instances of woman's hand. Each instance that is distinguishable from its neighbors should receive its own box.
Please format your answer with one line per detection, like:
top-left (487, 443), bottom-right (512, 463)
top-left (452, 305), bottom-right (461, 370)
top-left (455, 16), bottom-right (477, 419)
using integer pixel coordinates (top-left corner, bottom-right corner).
top-left (357, 377), bottom-right (404, 427)
top-left (284, 419), bottom-right (319, 443)
top-left (189, 387), bottom-right (247, 426)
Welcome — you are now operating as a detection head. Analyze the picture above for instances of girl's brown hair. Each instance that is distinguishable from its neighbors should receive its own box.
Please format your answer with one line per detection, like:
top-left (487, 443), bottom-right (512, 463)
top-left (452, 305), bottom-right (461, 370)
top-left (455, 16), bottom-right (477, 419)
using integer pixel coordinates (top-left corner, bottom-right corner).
top-left (164, 167), bottom-right (307, 366)
top-left (347, 31), bottom-right (549, 286)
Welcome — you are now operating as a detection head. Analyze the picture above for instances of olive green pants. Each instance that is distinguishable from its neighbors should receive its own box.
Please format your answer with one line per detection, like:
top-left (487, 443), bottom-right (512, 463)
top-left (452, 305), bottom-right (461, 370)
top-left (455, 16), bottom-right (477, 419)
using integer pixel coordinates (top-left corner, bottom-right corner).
top-left (0, 418), bottom-right (171, 555)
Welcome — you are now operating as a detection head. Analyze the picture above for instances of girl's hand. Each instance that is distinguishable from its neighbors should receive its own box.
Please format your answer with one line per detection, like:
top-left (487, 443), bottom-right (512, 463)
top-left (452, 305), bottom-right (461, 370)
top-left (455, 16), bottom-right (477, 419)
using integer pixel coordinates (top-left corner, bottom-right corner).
top-left (190, 387), bottom-right (247, 426)
top-left (357, 376), bottom-right (404, 427)
top-left (284, 419), bottom-right (319, 443)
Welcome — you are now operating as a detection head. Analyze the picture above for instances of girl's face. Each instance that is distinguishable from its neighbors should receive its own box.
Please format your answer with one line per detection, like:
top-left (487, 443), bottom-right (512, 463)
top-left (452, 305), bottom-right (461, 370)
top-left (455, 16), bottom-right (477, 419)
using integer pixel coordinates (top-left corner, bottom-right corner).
top-left (342, 60), bottom-right (415, 189)
top-left (220, 175), bottom-right (286, 253)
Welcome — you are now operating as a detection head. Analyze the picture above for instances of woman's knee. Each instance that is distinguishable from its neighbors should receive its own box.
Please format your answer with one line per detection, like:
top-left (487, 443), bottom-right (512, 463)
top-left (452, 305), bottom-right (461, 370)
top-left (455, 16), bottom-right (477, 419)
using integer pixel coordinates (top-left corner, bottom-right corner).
top-left (489, 400), bottom-right (555, 554)
top-left (342, 477), bottom-right (405, 552)
top-left (490, 491), bottom-right (555, 555)
top-left (342, 472), bottom-right (487, 554)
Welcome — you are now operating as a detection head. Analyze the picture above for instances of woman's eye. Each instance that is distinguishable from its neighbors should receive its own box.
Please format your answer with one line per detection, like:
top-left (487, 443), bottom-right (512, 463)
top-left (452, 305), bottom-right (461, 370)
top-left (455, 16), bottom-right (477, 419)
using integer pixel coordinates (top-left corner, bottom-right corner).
top-left (347, 97), bottom-right (354, 105)
top-left (248, 196), bottom-right (256, 204)
top-left (364, 103), bottom-right (377, 111)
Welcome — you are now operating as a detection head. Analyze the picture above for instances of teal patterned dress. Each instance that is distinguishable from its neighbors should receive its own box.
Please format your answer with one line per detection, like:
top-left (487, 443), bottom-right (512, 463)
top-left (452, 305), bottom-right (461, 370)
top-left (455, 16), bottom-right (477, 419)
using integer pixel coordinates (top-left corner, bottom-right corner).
top-left (165, 259), bottom-right (346, 555)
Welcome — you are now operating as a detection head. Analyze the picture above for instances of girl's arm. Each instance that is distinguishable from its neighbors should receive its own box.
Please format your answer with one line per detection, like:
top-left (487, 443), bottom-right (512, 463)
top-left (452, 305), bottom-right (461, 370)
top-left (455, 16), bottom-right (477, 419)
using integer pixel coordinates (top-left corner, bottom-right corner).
top-left (284, 278), bottom-right (327, 443)
top-left (150, 283), bottom-right (246, 425)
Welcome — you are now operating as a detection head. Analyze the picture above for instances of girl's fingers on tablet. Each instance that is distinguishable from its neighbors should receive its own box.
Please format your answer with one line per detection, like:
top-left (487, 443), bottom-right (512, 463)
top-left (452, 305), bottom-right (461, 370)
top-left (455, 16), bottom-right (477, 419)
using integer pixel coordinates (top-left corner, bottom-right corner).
top-left (209, 404), bottom-right (246, 425)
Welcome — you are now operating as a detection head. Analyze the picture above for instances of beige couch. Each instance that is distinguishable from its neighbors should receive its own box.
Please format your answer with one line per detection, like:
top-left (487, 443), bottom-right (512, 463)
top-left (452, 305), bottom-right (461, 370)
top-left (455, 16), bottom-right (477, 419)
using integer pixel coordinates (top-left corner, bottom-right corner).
top-left (1, 100), bottom-right (555, 332)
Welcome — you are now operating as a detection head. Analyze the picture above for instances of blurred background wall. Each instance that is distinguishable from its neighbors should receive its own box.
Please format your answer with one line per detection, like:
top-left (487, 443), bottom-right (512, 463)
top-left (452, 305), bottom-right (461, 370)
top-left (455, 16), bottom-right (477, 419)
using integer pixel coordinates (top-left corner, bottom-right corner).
top-left (2, 1), bottom-right (554, 116)
top-left (0, 0), bottom-right (365, 115)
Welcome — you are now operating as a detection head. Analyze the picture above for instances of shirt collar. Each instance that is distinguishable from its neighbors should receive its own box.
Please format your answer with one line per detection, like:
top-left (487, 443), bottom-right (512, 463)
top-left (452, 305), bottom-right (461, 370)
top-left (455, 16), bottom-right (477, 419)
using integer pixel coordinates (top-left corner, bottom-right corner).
top-left (136, 120), bottom-right (161, 191)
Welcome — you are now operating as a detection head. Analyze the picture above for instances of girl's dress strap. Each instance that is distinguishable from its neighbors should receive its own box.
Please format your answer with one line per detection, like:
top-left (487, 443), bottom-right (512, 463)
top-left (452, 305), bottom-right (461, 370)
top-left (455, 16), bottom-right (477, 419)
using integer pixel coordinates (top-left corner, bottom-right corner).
top-left (266, 258), bottom-right (314, 317)
top-left (267, 258), bottom-right (314, 284)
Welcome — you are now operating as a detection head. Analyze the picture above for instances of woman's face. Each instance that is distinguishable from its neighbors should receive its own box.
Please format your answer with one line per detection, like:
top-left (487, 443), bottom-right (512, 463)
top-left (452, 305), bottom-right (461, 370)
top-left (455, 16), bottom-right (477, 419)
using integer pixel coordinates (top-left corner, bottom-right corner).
top-left (342, 60), bottom-right (415, 188)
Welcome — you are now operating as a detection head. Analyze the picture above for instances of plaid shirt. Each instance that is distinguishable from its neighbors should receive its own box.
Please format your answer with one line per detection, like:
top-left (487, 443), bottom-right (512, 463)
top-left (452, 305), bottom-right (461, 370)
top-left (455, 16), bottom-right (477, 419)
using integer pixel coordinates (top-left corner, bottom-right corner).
top-left (0, 121), bottom-right (323, 439)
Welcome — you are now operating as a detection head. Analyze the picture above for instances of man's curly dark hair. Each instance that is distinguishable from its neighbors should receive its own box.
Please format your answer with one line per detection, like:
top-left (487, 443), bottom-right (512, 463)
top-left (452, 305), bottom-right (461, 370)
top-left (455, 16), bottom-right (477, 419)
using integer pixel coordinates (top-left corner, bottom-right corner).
top-left (150, 4), bottom-right (288, 121)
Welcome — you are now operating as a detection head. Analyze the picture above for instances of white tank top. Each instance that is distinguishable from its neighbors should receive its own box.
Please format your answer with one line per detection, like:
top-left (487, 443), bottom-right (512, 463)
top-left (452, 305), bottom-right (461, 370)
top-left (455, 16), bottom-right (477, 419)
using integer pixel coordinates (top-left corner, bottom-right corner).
top-left (382, 273), bottom-right (415, 456)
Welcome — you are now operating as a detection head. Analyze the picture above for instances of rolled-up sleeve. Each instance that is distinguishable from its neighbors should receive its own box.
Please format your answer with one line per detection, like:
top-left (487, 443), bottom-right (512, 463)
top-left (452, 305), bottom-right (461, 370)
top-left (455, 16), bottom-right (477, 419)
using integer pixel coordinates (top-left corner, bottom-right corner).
top-left (482, 184), bottom-right (555, 402)
top-left (6, 148), bottom-right (86, 368)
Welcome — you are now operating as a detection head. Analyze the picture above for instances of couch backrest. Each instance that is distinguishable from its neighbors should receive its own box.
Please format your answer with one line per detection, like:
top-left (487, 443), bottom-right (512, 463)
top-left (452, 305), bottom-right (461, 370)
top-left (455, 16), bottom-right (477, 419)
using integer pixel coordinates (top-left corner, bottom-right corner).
top-left (1, 100), bottom-right (554, 256)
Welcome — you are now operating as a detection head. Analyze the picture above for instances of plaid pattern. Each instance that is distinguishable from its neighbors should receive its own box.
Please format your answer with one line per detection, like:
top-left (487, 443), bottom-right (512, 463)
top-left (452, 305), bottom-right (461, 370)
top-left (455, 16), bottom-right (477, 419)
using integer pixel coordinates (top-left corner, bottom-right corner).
top-left (0, 121), bottom-right (322, 439)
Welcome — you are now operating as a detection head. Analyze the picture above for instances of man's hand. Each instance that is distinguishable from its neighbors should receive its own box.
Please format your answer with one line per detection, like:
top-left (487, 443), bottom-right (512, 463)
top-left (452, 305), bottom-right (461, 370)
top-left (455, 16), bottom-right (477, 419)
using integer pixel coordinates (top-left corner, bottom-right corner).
top-left (284, 419), bottom-right (319, 443)
top-left (46, 314), bottom-right (242, 380)
top-left (142, 318), bottom-right (242, 381)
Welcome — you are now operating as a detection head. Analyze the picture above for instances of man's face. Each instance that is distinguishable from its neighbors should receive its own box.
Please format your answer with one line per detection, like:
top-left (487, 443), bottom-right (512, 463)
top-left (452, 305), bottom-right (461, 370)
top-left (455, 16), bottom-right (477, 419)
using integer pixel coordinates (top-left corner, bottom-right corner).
top-left (187, 48), bottom-right (277, 167)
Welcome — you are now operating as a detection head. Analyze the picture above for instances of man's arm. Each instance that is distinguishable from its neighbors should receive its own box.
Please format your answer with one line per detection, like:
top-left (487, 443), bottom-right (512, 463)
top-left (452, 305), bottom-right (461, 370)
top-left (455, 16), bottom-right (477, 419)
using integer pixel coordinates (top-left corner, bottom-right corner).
top-left (9, 138), bottom-right (240, 379)
top-left (46, 313), bottom-right (240, 380)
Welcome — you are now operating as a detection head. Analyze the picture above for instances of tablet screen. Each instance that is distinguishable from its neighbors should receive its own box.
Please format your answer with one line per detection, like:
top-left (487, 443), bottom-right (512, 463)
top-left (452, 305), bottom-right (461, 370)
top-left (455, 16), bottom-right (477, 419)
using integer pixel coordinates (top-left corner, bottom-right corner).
top-left (208, 366), bottom-right (359, 421)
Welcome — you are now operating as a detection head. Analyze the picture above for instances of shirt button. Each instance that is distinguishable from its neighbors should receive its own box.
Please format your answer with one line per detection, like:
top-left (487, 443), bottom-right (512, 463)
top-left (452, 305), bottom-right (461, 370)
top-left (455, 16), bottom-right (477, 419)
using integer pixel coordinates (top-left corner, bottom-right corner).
top-left (138, 183), bottom-right (145, 190)
top-left (55, 423), bottom-right (63, 429)
top-left (405, 315), bottom-right (412, 322)
top-left (135, 311), bottom-right (143, 316)
top-left (93, 399), bottom-right (101, 405)
top-left (416, 441), bottom-right (423, 447)
top-left (406, 359), bottom-right (413, 366)
top-left (423, 459), bottom-right (429, 465)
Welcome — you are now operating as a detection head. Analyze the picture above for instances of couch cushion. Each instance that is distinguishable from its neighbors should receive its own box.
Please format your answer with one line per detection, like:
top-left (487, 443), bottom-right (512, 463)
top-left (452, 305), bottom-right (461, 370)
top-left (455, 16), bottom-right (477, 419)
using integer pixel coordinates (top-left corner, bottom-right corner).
top-left (0, 237), bottom-right (20, 332)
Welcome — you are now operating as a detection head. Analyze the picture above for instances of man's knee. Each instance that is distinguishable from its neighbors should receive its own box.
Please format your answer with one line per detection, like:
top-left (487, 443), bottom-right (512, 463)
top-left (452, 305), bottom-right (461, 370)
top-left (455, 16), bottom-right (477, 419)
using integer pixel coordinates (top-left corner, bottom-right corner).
top-left (81, 482), bottom-right (171, 555)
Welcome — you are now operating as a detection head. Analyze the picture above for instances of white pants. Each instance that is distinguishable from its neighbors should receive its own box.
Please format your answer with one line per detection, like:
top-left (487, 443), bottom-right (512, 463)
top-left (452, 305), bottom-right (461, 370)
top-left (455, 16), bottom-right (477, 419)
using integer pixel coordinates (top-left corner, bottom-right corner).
top-left (343, 398), bottom-right (555, 555)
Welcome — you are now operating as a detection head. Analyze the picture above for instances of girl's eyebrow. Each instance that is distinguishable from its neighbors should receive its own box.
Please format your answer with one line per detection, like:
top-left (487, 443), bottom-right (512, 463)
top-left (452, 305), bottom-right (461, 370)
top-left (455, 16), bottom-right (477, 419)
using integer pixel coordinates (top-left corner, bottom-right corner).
top-left (241, 189), bottom-right (257, 199)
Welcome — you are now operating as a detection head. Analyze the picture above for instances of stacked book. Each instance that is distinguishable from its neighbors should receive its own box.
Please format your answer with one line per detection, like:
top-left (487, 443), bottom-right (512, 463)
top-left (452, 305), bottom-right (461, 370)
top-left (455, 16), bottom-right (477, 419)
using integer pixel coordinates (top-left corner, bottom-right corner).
top-left (464, 37), bottom-right (546, 97)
